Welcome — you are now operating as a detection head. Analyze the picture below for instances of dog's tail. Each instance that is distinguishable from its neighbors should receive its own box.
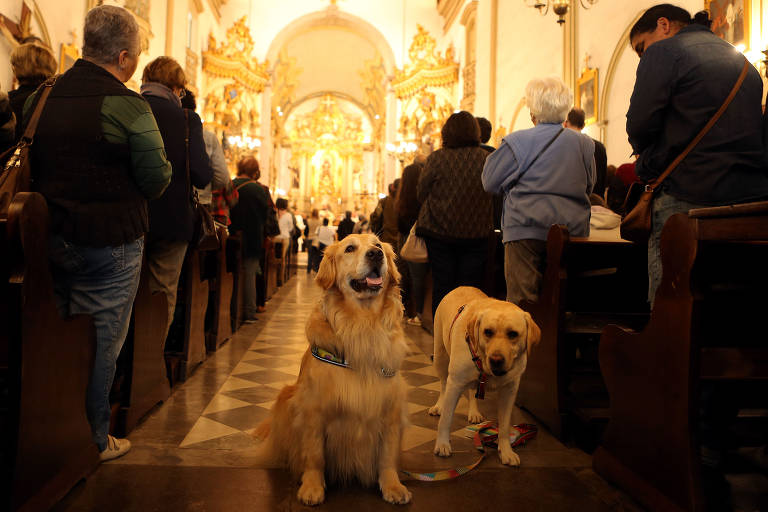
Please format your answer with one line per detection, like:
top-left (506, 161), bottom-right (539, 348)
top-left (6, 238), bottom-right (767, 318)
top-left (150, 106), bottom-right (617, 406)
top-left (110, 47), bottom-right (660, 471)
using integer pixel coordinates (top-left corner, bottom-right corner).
top-left (250, 384), bottom-right (298, 467)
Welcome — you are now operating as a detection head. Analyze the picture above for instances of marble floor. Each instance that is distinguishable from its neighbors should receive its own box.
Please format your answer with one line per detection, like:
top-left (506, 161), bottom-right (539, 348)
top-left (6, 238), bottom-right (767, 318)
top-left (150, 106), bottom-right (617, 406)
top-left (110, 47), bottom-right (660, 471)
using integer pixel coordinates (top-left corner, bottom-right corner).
top-left (54, 262), bottom-right (644, 512)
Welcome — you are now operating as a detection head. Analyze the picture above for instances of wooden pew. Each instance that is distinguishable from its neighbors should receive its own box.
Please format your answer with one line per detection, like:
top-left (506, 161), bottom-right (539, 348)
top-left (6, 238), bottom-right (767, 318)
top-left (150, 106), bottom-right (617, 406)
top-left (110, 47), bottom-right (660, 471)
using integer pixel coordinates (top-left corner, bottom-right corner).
top-left (594, 201), bottom-right (768, 512)
top-left (206, 226), bottom-right (234, 351)
top-left (516, 225), bottom-right (649, 440)
top-left (116, 263), bottom-right (170, 435)
top-left (263, 236), bottom-right (277, 301)
top-left (0, 193), bottom-right (99, 511)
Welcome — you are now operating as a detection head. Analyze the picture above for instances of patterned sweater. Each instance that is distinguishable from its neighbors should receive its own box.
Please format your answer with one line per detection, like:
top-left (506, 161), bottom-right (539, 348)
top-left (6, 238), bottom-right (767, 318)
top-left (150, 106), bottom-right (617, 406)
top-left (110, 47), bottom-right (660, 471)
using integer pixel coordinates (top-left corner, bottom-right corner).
top-left (416, 145), bottom-right (493, 242)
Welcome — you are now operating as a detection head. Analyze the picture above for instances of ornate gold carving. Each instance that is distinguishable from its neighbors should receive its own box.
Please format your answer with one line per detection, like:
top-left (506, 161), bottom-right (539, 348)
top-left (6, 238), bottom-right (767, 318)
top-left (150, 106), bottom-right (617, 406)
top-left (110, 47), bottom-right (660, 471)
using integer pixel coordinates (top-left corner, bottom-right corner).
top-left (202, 16), bottom-right (270, 93)
top-left (460, 61), bottom-right (476, 112)
top-left (288, 95), bottom-right (366, 155)
top-left (359, 55), bottom-right (386, 142)
top-left (271, 49), bottom-right (302, 140)
top-left (391, 25), bottom-right (458, 100)
top-left (398, 90), bottom-right (453, 150)
top-left (185, 49), bottom-right (199, 91)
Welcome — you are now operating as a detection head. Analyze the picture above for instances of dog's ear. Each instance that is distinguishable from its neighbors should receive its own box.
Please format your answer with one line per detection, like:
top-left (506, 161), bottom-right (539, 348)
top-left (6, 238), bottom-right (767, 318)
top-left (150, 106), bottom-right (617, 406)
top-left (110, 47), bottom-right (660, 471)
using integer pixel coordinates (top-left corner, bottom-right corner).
top-left (381, 242), bottom-right (400, 284)
top-left (524, 312), bottom-right (541, 357)
top-left (315, 243), bottom-right (338, 290)
top-left (465, 307), bottom-right (483, 348)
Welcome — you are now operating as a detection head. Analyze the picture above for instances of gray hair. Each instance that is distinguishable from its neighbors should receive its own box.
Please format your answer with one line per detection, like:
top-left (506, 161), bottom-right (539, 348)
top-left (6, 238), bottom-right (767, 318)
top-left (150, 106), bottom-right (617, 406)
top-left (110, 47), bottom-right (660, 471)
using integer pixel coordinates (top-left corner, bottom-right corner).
top-left (525, 77), bottom-right (573, 124)
top-left (82, 5), bottom-right (140, 65)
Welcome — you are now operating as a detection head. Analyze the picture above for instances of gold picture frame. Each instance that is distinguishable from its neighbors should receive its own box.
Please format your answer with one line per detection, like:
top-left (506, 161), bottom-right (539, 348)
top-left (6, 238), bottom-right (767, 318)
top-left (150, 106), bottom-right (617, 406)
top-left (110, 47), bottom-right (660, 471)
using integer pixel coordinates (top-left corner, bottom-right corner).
top-left (576, 67), bottom-right (598, 127)
top-left (705, 0), bottom-right (750, 48)
top-left (59, 42), bottom-right (79, 73)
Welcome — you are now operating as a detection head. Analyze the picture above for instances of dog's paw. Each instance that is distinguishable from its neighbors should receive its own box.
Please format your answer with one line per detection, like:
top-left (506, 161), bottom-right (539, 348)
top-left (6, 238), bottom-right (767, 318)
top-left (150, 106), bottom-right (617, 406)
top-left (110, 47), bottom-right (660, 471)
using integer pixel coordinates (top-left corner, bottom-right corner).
top-left (428, 404), bottom-right (442, 416)
top-left (297, 482), bottom-right (325, 506)
top-left (434, 439), bottom-right (453, 457)
top-left (499, 446), bottom-right (521, 467)
top-left (467, 410), bottom-right (484, 424)
top-left (381, 482), bottom-right (412, 505)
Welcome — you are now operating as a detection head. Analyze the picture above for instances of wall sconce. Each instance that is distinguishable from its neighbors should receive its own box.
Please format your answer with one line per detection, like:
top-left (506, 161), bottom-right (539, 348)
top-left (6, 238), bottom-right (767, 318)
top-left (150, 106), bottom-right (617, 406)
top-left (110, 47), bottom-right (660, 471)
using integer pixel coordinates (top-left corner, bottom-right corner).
top-left (526, 0), bottom-right (598, 25)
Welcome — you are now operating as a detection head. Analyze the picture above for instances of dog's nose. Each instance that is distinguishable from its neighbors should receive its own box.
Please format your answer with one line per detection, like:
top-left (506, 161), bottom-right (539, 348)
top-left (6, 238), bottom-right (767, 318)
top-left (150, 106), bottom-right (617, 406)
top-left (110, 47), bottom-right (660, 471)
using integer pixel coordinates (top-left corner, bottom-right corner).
top-left (366, 248), bottom-right (383, 262)
top-left (489, 354), bottom-right (505, 369)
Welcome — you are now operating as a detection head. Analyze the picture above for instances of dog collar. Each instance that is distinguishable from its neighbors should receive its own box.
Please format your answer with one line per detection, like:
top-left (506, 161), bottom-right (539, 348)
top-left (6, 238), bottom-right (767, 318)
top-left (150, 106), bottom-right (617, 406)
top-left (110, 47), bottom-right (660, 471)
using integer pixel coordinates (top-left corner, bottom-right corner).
top-left (449, 304), bottom-right (488, 400)
top-left (310, 345), bottom-right (396, 378)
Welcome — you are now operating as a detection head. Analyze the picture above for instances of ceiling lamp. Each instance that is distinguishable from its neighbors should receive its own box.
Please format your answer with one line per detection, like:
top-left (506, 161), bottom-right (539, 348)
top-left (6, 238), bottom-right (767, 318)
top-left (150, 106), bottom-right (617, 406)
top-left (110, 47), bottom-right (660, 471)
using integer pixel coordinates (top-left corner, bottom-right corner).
top-left (526, 0), bottom-right (598, 25)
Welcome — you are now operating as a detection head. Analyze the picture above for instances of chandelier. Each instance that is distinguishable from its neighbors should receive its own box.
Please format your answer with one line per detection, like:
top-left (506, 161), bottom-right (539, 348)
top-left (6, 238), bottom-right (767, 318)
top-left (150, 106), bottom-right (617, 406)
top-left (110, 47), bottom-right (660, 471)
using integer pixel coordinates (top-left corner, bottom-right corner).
top-left (525, 0), bottom-right (599, 25)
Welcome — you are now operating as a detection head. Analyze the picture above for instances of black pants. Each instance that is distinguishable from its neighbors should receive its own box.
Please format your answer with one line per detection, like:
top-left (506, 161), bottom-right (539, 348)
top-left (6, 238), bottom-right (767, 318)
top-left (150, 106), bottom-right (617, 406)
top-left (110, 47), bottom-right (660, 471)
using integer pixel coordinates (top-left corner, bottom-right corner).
top-left (424, 237), bottom-right (487, 316)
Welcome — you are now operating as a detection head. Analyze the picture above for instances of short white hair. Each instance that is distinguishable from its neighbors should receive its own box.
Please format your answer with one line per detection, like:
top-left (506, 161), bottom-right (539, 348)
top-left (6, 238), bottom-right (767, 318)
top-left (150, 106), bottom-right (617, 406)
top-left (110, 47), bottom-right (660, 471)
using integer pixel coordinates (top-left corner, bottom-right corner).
top-left (525, 77), bottom-right (573, 124)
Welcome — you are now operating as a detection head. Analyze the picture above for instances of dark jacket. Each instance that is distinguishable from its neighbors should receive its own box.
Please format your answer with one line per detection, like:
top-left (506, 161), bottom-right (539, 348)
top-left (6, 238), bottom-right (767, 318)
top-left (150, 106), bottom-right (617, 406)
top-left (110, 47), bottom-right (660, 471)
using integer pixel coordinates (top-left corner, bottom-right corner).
top-left (31, 60), bottom-right (156, 246)
top-left (230, 178), bottom-right (270, 257)
top-left (337, 217), bottom-right (355, 240)
top-left (416, 145), bottom-right (493, 242)
top-left (143, 91), bottom-right (212, 242)
top-left (592, 138), bottom-right (607, 197)
top-left (627, 24), bottom-right (768, 205)
top-left (9, 82), bottom-right (41, 141)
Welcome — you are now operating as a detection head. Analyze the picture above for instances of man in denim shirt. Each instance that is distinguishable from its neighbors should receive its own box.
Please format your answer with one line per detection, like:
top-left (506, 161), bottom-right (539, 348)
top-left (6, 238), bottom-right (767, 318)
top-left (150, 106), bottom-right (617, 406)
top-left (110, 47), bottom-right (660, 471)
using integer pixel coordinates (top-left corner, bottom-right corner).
top-left (627, 4), bottom-right (768, 303)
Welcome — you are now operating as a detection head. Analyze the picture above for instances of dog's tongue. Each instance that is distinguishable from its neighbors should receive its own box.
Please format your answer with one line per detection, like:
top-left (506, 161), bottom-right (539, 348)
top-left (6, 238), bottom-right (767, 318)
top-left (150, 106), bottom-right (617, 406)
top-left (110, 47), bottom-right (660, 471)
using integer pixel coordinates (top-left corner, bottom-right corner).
top-left (366, 276), bottom-right (383, 287)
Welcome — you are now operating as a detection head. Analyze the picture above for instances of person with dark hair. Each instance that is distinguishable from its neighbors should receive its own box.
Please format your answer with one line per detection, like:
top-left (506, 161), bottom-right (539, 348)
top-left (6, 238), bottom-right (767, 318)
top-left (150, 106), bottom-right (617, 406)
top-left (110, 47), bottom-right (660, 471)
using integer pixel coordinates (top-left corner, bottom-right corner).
top-left (141, 56), bottom-right (212, 347)
top-left (316, 217), bottom-right (335, 263)
top-left (483, 77), bottom-right (594, 305)
top-left (231, 157), bottom-right (270, 323)
top-left (396, 162), bottom-right (427, 325)
top-left (417, 111), bottom-right (493, 315)
top-left (628, 6), bottom-right (768, 508)
top-left (565, 107), bottom-right (607, 197)
top-left (476, 117), bottom-right (495, 153)
top-left (26, 4), bottom-right (172, 461)
top-left (627, 3), bottom-right (768, 303)
top-left (181, 89), bottom-right (230, 207)
top-left (337, 210), bottom-right (355, 241)
top-left (370, 180), bottom-right (400, 247)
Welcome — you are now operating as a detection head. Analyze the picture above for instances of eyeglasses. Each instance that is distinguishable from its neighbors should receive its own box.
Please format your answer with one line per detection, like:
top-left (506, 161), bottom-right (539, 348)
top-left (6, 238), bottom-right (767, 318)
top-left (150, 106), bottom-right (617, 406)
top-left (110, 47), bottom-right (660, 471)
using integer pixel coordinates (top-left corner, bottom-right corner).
top-left (177, 89), bottom-right (186, 99)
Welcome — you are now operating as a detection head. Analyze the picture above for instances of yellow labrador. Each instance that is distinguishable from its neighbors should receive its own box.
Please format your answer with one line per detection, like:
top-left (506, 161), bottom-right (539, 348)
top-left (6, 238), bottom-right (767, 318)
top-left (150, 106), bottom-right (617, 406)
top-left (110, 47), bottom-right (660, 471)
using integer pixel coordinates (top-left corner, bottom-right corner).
top-left (253, 234), bottom-right (411, 505)
top-left (428, 286), bottom-right (540, 466)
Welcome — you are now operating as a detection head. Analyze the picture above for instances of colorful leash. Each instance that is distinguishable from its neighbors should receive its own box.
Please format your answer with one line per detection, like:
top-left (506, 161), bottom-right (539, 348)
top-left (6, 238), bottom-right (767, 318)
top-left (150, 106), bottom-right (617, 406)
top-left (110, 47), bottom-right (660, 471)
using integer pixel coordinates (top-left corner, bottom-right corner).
top-left (400, 422), bottom-right (538, 481)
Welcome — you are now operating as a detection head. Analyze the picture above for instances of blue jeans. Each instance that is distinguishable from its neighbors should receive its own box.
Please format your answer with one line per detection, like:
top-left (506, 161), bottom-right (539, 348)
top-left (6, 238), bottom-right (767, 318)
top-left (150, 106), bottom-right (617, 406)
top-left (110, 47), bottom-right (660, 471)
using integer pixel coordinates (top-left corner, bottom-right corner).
top-left (424, 237), bottom-right (487, 316)
top-left (48, 235), bottom-right (144, 451)
top-left (648, 191), bottom-right (705, 304)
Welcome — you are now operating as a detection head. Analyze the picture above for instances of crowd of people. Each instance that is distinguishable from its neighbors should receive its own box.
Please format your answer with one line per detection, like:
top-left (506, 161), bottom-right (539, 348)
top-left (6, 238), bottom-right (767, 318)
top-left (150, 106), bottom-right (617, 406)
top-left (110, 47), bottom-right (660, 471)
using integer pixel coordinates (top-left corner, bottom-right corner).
top-left (2, 4), bottom-right (766, 507)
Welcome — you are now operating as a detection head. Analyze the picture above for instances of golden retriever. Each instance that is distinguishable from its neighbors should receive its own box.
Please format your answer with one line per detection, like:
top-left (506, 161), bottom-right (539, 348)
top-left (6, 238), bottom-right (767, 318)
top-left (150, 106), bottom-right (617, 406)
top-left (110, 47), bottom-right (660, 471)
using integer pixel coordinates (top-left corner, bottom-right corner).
top-left (428, 286), bottom-right (540, 466)
top-left (253, 234), bottom-right (412, 505)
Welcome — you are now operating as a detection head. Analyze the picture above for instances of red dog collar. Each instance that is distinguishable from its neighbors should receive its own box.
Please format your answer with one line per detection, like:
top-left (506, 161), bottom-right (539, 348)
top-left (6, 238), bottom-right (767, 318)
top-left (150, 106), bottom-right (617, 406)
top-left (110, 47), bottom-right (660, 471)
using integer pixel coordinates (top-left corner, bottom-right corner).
top-left (448, 304), bottom-right (488, 400)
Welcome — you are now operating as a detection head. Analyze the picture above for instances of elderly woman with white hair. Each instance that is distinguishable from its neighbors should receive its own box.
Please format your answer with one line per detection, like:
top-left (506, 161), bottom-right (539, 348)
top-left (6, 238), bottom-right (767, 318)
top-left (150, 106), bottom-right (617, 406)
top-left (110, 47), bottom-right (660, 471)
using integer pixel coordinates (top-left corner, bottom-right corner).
top-left (482, 77), bottom-right (595, 305)
top-left (26, 5), bottom-right (171, 461)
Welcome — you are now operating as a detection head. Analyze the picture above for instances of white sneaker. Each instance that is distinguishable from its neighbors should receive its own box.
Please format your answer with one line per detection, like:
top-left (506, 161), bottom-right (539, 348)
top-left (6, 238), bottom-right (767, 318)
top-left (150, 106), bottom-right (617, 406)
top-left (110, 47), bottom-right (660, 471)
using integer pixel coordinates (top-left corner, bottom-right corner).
top-left (99, 435), bottom-right (131, 461)
top-left (406, 316), bottom-right (422, 327)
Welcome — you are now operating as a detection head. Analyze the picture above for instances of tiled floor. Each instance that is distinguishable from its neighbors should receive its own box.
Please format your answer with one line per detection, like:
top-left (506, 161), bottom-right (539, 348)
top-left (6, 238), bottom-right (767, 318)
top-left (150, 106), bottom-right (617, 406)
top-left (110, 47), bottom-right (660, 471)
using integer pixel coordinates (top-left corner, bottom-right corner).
top-left (55, 262), bottom-right (644, 511)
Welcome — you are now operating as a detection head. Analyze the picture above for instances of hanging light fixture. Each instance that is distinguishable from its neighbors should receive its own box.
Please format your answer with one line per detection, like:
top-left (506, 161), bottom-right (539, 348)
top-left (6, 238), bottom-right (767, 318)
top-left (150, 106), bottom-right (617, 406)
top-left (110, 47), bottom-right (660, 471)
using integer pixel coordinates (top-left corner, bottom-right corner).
top-left (525, 0), bottom-right (598, 25)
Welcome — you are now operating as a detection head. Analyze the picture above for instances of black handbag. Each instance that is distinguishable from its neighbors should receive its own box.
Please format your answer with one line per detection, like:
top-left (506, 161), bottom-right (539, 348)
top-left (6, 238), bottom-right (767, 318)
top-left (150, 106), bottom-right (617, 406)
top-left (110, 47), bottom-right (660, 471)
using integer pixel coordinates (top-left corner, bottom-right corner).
top-left (185, 110), bottom-right (219, 251)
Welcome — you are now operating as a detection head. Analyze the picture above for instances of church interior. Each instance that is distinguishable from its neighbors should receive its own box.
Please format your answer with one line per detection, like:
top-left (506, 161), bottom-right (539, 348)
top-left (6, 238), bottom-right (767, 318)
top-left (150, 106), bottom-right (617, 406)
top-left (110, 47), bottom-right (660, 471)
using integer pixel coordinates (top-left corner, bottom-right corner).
top-left (2, 0), bottom-right (768, 511)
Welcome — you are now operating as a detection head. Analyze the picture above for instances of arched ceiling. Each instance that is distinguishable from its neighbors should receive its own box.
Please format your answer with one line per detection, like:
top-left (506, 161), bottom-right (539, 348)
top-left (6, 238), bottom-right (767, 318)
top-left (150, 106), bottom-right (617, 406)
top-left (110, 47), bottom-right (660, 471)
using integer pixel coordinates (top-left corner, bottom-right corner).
top-left (282, 26), bottom-right (379, 107)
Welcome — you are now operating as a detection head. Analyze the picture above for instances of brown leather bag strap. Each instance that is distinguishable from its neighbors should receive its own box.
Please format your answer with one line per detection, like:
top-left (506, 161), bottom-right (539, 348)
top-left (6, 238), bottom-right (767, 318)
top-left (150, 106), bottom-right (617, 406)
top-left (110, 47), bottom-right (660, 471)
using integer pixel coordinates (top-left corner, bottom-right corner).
top-left (647, 58), bottom-right (750, 193)
top-left (21, 78), bottom-right (56, 142)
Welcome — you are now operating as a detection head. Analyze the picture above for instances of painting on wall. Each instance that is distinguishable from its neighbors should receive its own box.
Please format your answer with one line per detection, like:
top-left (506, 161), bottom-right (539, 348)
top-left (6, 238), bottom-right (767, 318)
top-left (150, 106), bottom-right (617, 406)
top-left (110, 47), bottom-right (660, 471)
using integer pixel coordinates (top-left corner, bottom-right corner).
top-left (576, 67), bottom-right (598, 126)
top-left (706, 0), bottom-right (750, 48)
top-left (59, 43), bottom-right (79, 74)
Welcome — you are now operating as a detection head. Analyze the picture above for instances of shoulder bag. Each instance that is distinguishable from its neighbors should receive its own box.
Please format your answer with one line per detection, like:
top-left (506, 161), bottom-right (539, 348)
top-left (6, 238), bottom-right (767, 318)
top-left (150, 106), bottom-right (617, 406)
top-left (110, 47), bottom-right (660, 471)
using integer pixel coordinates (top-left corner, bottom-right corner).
top-left (0, 78), bottom-right (56, 217)
top-left (400, 223), bottom-right (428, 263)
top-left (620, 59), bottom-right (750, 243)
top-left (185, 109), bottom-right (219, 251)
